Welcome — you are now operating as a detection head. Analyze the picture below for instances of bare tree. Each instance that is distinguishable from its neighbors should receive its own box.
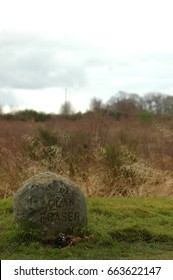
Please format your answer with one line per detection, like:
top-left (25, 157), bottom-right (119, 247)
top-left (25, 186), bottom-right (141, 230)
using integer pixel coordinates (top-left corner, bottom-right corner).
top-left (59, 101), bottom-right (74, 116)
top-left (106, 91), bottom-right (143, 115)
top-left (90, 97), bottom-right (103, 112)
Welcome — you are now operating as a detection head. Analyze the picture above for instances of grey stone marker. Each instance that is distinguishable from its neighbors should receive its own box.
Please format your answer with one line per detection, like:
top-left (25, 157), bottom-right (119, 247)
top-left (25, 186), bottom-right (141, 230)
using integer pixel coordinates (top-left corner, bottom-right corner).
top-left (13, 172), bottom-right (88, 238)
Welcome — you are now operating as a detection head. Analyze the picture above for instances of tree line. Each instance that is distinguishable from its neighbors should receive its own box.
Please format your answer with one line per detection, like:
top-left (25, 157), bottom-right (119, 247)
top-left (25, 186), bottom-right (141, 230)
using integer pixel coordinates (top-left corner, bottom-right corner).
top-left (90, 91), bottom-right (173, 116)
top-left (1, 91), bottom-right (173, 122)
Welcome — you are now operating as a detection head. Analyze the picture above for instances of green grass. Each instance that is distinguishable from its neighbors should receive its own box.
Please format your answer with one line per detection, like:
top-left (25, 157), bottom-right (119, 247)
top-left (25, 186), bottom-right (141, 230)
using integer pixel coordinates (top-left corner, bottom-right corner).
top-left (1, 196), bottom-right (173, 259)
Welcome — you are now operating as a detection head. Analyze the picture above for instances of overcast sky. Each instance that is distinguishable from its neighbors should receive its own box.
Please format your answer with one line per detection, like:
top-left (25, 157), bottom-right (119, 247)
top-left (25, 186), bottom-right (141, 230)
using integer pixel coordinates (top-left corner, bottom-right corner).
top-left (0, 0), bottom-right (173, 113)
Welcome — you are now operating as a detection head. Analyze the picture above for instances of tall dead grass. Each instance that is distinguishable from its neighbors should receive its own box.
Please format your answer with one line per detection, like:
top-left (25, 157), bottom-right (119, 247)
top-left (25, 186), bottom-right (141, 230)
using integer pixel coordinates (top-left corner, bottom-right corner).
top-left (0, 115), bottom-right (173, 198)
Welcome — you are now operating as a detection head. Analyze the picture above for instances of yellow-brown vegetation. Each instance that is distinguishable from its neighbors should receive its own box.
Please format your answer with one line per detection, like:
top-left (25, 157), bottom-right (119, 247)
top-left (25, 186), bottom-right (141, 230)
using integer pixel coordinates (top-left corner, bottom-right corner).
top-left (0, 114), bottom-right (173, 198)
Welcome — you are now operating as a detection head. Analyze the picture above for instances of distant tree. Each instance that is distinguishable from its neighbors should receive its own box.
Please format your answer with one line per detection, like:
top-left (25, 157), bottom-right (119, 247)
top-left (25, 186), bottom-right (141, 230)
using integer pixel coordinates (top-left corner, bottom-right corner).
top-left (15, 109), bottom-right (51, 122)
top-left (143, 93), bottom-right (163, 114)
top-left (59, 101), bottom-right (74, 116)
top-left (143, 92), bottom-right (173, 115)
top-left (90, 97), bottom-right (103, 112)
top-left (106, 91), bottom-right (143, 116)
top-left (162, 95), bottom-right (173, 114)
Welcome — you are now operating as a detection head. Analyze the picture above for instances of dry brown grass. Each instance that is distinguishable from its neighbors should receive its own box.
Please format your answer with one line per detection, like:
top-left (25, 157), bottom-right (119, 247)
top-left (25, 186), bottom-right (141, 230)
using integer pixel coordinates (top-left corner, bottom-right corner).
top-left (0, 115), bottom-right (173, 198)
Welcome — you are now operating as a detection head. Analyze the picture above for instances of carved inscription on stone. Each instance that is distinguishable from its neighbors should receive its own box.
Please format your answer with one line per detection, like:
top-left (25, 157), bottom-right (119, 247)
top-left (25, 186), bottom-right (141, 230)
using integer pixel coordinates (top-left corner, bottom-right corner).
top-left (40, 184), bottom-right (81, 223)
top-left (47, 197), bottom-right (75, 209)
top-left (13, 172), bottom-right (88, 236)
top-left (41, 211), bottom-right (80, 223)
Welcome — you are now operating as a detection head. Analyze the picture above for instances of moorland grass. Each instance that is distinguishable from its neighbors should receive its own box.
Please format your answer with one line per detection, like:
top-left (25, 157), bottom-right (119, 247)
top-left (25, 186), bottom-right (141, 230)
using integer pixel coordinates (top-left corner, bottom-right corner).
top-left (0, 196), bottom-right (173, 259)
top-left (1, 117), bottom-right (173, 199)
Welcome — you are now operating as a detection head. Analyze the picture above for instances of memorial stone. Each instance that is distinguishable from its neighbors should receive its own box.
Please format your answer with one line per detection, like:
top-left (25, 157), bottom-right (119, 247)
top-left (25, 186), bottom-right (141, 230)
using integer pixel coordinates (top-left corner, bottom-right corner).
top-left (13, 172), bottom-right (88, 238)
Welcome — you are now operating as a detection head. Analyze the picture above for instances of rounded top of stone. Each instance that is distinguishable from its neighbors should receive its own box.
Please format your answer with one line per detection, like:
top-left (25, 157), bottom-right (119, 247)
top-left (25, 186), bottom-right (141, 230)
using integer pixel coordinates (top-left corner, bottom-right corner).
top-left (16, 172), bottom-right (84, 198)
top-left (20, 172), bottom-right (79, 188)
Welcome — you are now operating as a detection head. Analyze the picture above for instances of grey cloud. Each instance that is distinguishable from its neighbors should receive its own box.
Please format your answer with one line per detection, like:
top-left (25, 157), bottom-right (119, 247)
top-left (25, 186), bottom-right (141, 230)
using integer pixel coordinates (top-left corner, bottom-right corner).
top-left (0, 31), bottom-right (173, 99)
top-left (0, 32), bottom-right (89, 90)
